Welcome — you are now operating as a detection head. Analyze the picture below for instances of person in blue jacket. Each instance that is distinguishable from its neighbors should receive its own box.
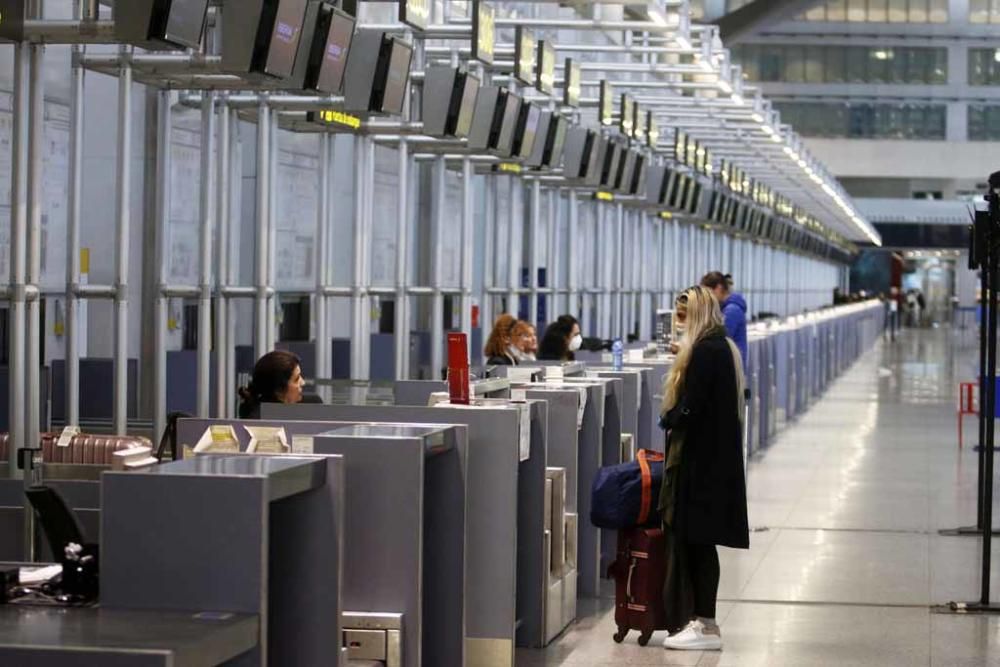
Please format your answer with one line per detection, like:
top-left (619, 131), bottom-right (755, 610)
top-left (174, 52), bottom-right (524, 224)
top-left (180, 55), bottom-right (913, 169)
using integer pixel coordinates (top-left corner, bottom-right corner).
top-left (700, 272), bottom-right (747, 369)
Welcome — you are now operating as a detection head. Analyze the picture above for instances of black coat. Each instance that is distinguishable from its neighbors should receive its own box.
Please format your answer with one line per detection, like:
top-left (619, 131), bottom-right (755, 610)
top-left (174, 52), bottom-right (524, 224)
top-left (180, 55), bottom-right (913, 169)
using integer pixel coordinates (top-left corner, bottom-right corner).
top-left (486, 353), bottom-right (516, 366)
top-left (662, 331), bottom-right (749, 549)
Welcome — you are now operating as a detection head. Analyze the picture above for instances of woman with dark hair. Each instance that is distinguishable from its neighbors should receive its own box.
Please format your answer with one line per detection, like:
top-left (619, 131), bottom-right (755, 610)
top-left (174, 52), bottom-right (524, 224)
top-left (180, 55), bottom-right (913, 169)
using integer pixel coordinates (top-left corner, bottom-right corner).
top-left (538, 315), bottom-right (581, 361)
top-left (238, 350), bottom-right (306, 419)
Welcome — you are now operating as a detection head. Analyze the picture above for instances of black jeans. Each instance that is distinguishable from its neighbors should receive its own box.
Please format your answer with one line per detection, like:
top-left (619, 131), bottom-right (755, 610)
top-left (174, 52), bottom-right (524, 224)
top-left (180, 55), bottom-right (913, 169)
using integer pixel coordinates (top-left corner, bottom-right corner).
top-left (686, 542), bottom-right (720, 619)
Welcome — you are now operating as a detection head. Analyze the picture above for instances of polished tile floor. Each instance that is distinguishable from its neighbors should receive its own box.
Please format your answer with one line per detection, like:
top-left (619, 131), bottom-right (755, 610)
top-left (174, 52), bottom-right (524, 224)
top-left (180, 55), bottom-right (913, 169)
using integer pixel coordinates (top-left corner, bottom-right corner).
top-left (517, 326), bottom-right (1000, 666)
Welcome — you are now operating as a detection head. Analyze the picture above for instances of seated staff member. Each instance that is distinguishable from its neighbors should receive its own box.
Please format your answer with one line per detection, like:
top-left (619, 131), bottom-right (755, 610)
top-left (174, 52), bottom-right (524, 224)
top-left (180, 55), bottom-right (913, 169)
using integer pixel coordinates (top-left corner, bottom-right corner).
top-left (538, 315), bottom-right (582, 361)
top-left (484, 313), bottom-right (519, 366)
top-left (511, 320), bottom-right (538, 362)
top-left (238, 350), bottom-right (306, 419)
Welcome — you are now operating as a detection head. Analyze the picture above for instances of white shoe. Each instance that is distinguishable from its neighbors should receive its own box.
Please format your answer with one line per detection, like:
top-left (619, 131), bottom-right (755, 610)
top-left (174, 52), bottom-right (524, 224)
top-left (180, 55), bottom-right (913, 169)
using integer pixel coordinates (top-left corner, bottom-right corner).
top-left (662, 620), bottom-right (723, 651)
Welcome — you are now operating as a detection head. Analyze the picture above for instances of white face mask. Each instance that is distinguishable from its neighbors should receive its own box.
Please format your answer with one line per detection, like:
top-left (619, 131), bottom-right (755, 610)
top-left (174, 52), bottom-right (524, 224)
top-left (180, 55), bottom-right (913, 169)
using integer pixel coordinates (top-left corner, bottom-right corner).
top-left (569, 334), bottom-right (583, 352)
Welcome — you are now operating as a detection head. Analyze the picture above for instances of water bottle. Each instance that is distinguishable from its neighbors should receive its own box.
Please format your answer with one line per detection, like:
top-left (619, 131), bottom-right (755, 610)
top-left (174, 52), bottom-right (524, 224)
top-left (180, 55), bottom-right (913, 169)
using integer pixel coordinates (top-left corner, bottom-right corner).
top-left (612, 338), bottom-right (624, 371)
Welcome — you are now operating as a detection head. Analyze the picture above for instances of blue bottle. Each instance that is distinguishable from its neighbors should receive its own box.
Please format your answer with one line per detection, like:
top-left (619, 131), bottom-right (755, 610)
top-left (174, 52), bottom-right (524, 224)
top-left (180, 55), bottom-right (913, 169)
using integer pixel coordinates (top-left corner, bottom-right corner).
top-left (612, 338), bottom-right (624, 371)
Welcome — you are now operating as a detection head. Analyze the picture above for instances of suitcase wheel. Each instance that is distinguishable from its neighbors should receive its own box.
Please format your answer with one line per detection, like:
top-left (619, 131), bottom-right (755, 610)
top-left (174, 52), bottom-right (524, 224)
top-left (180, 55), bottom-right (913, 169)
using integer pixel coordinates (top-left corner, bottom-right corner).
top-left (613, 628), bottom-right (627, 644)
top-left (637, 631), bottom-right (653, 647)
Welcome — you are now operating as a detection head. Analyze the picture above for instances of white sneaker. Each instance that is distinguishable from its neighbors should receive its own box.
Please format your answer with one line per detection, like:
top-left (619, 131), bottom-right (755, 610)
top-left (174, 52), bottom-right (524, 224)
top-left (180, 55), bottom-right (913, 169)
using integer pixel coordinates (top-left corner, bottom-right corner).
top-left (662, 620), bottom-right (723, 651)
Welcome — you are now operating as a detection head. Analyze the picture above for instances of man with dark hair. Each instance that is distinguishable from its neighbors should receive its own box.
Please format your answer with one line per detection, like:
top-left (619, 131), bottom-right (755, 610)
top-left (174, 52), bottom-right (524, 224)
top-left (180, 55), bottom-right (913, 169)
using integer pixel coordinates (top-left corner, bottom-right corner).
top-left (701, 271), bottom-right (748, 368)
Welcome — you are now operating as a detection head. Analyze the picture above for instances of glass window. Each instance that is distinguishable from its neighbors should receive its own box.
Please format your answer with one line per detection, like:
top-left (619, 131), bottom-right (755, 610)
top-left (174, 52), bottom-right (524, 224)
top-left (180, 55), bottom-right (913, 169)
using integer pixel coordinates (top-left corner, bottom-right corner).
top-left (783, 45), bottom-right (806, 82)
top-left (970, 0), bottom-right (989, 22)
top-left (892, 48), bottom-right (912, 83)
top-left (760, 45), bottom-right (784, 82)
top-left (908, 0), bottom-right (929, 22)
top-left (929, 0), bottom-right (948, 22)
top-left (888, 0), bottom-right (908, 21)
top-left (804, 46), bottom-right (825, 82)
top-left (868, 47), bottom-right (891, 83)
top-left (825, 46), bottom-right (846, 82)
top-left (929, 48), bottom-right (947, 83)
top-left (992, 0), bottom-right (1000, 23)
top-left (969, 48), bottom-right (1000, 85)
top-left (775, 101), bottom-right (945, 139)
top-left (868, 0), bottom-right (889, 20)
top-left (848, 0), bottom-right (868, 20)
top-left (846, 46), bottom-right (868, 83)
top-left (827, 0), bottom-right (848, 20)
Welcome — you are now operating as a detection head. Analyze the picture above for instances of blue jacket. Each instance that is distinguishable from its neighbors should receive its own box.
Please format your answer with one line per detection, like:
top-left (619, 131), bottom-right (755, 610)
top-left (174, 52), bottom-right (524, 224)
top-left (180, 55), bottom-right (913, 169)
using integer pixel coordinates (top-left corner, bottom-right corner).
top-left (721, 293), bottom-right (748, 370)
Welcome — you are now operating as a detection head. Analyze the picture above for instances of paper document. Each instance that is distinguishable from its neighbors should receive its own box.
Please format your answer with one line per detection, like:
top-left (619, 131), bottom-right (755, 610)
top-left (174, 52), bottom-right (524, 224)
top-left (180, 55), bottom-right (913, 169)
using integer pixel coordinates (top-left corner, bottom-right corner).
top-left (19, 564), bottom-right (62, 585)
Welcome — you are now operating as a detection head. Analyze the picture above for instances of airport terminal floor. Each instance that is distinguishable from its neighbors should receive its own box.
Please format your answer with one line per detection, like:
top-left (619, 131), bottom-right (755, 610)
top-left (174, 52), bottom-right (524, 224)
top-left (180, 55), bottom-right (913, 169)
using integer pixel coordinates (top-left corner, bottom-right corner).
top-left (518, 326), bottom-right (1000, 666)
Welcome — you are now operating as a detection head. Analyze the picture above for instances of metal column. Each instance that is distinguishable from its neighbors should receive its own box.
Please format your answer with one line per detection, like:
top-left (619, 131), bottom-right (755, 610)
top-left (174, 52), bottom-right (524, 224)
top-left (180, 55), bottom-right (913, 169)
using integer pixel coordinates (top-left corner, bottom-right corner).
top-left (394, 139), bottom-right (409, 379)
top-left (26, 41), bottom-right (43, 456)
top-left (152, 92), bottom-right (171, 447)
top-left (65, 34), bottom-right (84, 428)
top-left (7, 41), bottom-right (27, 477)
top-left (529, 178), bottom-right (541, 328)
top-left (431, 156), bottom-right (446, 378)
top-left (225, 111), bottom-right (240, 416)
top-left (483, 177), bottom-right (496, 324)
top-left (460, 158), bottom-right (474, 341)
top-left (214, 101), bottom-right (230, 416)
top-left (568, 190), bottom-right (579, 321)
top-left (315, 133), bottom-right (331, 393)
top-left (507, 177), bottom-right (519, 317)
top-left (266, 110), bottom-right (278, 352)
top-left (113, 48), bottom-right (132, 436)
top-left (196, 93), bottom-right (216, 418)
top-left (595, 203), bottom-right (606, 337)
top-left (546, 188), bottom-right (559, 319)
top-left (254, 101), bottom-right (270, 359)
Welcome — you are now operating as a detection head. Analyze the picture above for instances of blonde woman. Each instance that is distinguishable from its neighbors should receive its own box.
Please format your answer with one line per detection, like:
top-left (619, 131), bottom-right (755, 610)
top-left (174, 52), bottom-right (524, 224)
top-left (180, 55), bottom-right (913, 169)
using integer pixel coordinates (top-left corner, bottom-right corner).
top-left (658, 286), bottom-right (748, 652)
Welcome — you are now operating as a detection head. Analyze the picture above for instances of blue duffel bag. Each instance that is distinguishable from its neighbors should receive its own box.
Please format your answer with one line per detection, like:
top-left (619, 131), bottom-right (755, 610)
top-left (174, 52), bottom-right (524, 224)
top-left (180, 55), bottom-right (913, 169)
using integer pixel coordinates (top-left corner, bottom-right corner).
top-left (590, 449), bottom-right (665, 529)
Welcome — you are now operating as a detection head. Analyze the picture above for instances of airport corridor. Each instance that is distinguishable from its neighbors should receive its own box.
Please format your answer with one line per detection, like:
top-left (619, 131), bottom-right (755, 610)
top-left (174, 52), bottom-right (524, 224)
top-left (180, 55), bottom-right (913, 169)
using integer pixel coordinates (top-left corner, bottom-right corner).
top-left (518, 326), bottom-right (1000, 666)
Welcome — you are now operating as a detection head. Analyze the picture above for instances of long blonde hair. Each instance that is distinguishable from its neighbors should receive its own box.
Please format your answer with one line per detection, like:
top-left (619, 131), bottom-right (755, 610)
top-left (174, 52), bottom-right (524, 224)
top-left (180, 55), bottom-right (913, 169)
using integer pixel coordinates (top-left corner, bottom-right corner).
top-left (661, 286), bottom-right (745, 418)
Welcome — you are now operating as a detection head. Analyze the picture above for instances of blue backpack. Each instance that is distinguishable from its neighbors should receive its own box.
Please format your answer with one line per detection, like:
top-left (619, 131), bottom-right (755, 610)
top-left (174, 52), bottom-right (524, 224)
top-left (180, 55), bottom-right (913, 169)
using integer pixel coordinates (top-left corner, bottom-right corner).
top-left (590, 449), bottom-right (665, 529)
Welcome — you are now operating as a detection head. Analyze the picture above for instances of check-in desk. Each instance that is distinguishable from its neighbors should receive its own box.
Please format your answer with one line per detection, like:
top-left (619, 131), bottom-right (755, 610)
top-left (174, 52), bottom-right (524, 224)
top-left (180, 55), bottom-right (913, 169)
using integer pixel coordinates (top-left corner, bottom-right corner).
top-left (101, 454), bottom-right (345, 667)
top-left (264, 397), bottom-right (564, 660)
top-left (0, 605), bottom-right (259, 667)
top-left (173, 419), bottom-right (467, 667)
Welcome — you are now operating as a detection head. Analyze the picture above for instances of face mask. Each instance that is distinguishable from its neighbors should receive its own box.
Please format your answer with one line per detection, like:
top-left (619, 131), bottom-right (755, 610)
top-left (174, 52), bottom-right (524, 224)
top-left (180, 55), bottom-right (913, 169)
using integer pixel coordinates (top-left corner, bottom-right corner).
top-left (569, 334), bottom-right (583, 352)
top-left (522, 352), bottom-right (537, 362)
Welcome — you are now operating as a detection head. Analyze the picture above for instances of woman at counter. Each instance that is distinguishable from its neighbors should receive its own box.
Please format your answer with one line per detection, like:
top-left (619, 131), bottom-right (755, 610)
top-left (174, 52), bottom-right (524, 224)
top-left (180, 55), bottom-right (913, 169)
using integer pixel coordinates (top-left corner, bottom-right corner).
top-left (659, 286), bottom-right (749, 652)
top-left (511, 320), bottom-right (538, 362)
top-left (484, 314), bottom-right (520, 366)
top-left (238, 350), bottom-right (306, 419)
top-left (538, 315), bottom-right (582, 361)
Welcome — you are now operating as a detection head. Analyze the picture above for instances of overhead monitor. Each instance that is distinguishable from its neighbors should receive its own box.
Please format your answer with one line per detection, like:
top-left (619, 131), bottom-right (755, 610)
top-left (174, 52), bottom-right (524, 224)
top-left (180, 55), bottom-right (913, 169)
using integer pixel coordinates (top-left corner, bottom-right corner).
top-left (599, 81), bottom-right (614, 127)
top-left (115, 0), bottom-right (210, 51)
top-left (375, 37), bottom-right (413, 114)
top-left (633, 103), bottom-right (647, 143)
top-left (422, 66), bottom-right (480, 137)
top-left (496, 90), bottom-right (522, 157)
top-left (525, 111), bottom-right (553, 168)
top-left (644, 165), bottom-right (666, 205)
top-left (664, 169), bottom-right (679, 206)
top-left (615, 149), bottom-right (637, 193)
top-left (708, 191), bottom-right (722, 223)
top-left (472, 0), bottom-right (495, 65)
top-left (669, 174), bottom-right (687, 209)
top-left (686, 181), bottom-right (702, 214)
top-left (630, 155), bottom-right (646, 195)
top-left (673, 129), bottom-right (687, 164)
top-left (514, 26), bottom-right (536, 86)
top-left (304, 4), bottom-right (355, 94)
top-left (537, 40), bottom-right (556, 95)
top-left (544, 115), bottom-right (568, 168)
top-left (513, 102), bottom-right (542, 159)
top-left (564, 59), bottom-right (582, 108)
top-left (264, 0), bottom-right (310, 78)
top-left (685, 137), bottom-right (698, 169)
top-left (585, 135), bottom-right (609, 187)
top-left (468, 86), bottom-right (503, 151)
top-left (647, 113), bottom-right (659, 148)
top-left (563, 126), bottom-right (594, 180)
top-left (221, 0), bottom-right (309, 77)
top-left (600, 140), bottom-right (623, 189)
top-left (619, 94), bottom-right (634, 137)
top-left (399, 0), bottom-right (430, 30)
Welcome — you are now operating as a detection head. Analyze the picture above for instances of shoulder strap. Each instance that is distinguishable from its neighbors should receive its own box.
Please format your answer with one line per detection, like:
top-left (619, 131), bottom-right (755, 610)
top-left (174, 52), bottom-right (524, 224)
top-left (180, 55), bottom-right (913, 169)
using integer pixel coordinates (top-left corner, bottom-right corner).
top-left (636, 449), bottom-right (664, 524)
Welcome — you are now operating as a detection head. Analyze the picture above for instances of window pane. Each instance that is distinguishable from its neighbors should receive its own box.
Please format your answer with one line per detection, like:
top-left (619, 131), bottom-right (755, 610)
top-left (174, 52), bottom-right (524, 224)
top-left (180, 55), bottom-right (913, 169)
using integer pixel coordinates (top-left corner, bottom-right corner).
top-left (848, 0), bottom-right (867, 20)
top-left (825, 46), bottom-right (846, 82)
top-left (929, 48), bottom-right (947, 83)
top-left (893, 48), bottom-right (912, 83)
top-left (869, 0), bottom-right (889, 20)
top-left (908, 0), bottom-right (929, 22)
top-left (971, 0), bottom-right (989, 22)
top-left (848, 104), bottom-right (874, 137)
top-left (827, 0), bottom-right (848, 20)
top-left (869, 47), bottom-right (890, 83)
top-left (760, 45), bottom-right (783, 81)
top-left (805, 3), bottom-right (827, 19)
top-left (784, 45), bottom-right (805, 82)
top-left (929, 0), bottom-right (948, 22)
top-left (804, 46), bottom-right (825, 82)
top-left (991, 0), bottom-right (1000, 22)
top-left (846, 46), bottom-right (868, 82)
top-left (888, 0), bottom-right (907, 22)
top-left (970, 49), bottom-right (987, 85)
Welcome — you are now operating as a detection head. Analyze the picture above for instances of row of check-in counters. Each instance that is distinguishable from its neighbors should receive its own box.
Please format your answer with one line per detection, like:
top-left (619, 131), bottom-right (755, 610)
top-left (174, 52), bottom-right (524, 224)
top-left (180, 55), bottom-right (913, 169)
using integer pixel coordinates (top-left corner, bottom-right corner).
top-left (0, 300), bottom-right (885, 667)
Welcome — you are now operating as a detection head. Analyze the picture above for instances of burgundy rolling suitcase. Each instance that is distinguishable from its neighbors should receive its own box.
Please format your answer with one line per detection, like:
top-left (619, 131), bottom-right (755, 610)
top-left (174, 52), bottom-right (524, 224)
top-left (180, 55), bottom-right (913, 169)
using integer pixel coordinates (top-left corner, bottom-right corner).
top-left (608, 526), bottom-right (669, 646)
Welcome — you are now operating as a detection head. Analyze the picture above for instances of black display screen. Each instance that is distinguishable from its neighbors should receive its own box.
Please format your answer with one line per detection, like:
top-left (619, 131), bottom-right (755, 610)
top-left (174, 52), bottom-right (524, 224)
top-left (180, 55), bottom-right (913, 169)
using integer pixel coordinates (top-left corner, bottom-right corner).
top-left (313, 7), bottom-right (355, 94)
top-left (496, 91), bottom-right (521, 156)
top-left (630, 156), bottom-right (645, 195)
top-left (378, 38), bottom-right (413, 114)
top-left (670, 175), bottom-right (687, 209)
top-left (514, 103), bottom-right (542, 159)
top-left (620, 94), bottom-right (634, 136)
top-left (264, 0), bottom-right (309, 78)
top-left (616, 149), bottom-right (636, 192)
top-left (687, 182), bottom-right (702, 214)
top-left (545, 115), bottom-right (568, 167)
top-left (515, 27), bottom-right (536, 86)
top-left (160, 0), bottom-right (210, 49)
top-left (585, 135), bottom-right (606, 185)
top-left (601, 141), bottom-right (622, 188)
top-left (453, 72), bottom-right (480, 138)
